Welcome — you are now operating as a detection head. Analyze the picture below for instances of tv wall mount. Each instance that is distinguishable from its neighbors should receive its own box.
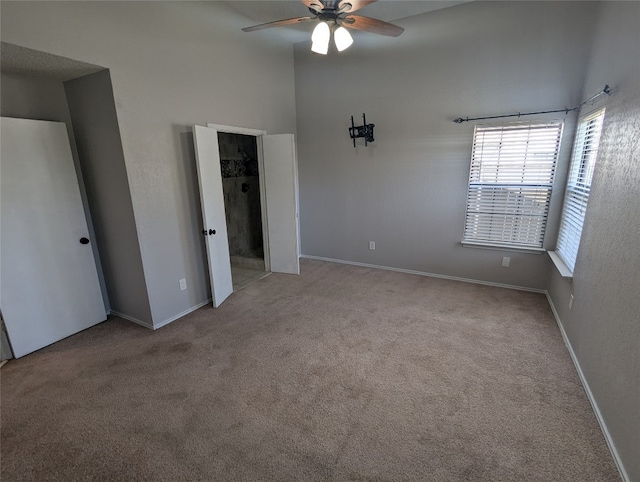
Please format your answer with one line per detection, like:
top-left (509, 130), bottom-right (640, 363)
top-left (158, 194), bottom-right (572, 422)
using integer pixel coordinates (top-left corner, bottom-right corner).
top-left (349, 114), bottom-right (375, 147)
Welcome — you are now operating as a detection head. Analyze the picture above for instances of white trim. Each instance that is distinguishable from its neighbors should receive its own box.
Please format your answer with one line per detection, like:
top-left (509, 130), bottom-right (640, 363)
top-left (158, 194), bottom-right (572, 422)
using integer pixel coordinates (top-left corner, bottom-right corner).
top-left (548, 251), bottom-right (573, 279)
top-left (110, 299), bottom-right (212, 331)
top-left (154, 298), bottom-right (213, 330)
top-left (461, 241), bottom-right (546, 255)
top-left (300, 255), bottom-right (546, 293)
top-left (545, 293), bottom-right (630, 482)
top-left (256, 135), bottom-right (271, 272)
top-left (206, 123), bottom-right (266, 136)
top-left (110, 311), bottom-right (153, 330)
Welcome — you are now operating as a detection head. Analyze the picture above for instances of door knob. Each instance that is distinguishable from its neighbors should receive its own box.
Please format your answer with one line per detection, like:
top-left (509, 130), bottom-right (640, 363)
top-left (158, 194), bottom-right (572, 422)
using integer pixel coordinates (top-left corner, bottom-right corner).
top-left (80, 237), bottom-right (90, 244)
top-left (209, 229), bottom-right (216, 235)
top-left (202, 229), bottom-right (208, 236)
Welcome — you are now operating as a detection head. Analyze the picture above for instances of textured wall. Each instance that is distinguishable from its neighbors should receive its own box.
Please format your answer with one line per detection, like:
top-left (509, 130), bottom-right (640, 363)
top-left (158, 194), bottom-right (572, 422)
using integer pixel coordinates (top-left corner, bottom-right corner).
top-left (65, 70), bottom-right (153, 325)
top-left (294, 1), bottom-right (597, 290)
top-left (1, 71), bottom-right (72, 123)
top-left (548, 2), bottom-right (640, 480)
top-left (1, 1), bottom-right (297, 325)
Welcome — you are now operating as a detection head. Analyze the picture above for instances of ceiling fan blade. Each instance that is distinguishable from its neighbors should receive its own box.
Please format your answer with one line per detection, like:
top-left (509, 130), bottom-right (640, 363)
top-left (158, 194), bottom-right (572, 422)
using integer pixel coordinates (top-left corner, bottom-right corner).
top-left (342, 15), bottom-right (404, 37)
top-left (242, 16), bottom-right (315, 33)
top-left (338, 0), bottom-right (377, 13)
top-left (299, 0), bottom-right (325, 14)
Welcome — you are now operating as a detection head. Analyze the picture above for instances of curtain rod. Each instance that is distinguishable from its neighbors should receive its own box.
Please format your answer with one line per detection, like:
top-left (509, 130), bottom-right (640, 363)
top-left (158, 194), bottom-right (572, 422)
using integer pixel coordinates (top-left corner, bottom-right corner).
top-left (453, 85), bottom-right (611, 124)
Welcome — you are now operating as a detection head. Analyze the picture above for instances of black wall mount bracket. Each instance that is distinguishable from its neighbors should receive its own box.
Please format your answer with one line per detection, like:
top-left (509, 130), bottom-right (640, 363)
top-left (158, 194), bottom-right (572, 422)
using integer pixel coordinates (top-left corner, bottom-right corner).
top-left (349, 114), bottom-right (375, 147)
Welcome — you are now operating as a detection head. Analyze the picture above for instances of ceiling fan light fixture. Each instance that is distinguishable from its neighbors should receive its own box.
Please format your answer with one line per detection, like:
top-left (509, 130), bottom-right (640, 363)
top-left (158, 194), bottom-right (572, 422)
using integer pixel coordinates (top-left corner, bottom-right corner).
top-left (242, 0), bottom-right (405, 54)
top-left (310, 21), bottom-right (330, 55)
top-left (334, 26), bottom-right (353, 52)
top-left (311, 21), bottom-right (330, 44)
top-left (311, 41), bottom-right (329, 55)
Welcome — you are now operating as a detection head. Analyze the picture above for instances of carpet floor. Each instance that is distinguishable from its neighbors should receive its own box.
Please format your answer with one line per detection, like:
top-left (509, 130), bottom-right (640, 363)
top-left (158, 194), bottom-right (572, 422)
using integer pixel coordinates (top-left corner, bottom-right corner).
top-left (0, 259), bottom-right (619, 481)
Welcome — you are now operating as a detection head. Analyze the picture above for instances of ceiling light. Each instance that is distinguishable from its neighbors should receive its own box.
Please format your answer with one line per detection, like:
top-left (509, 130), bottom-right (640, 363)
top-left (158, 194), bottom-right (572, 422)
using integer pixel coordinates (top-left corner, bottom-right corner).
top-left (311, 21), bottom-right (330, 55)
top-left (311, 41), bottom-right (329, 55)
top-left (311, 21), bottom-right (330, 43)
top-left (334, 26), bottom-right (353, 52)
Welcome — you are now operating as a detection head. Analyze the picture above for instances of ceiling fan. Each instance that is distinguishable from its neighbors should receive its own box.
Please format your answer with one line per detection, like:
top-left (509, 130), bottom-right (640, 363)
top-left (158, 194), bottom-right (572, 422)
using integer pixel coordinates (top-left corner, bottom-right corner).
top-left (242, 0), bottom-right (405, 55)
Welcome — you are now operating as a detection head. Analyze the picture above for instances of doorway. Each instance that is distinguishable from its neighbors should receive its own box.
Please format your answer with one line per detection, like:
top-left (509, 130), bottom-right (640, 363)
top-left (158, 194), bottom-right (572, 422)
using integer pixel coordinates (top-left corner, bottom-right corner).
top-left (217, 132), bottom-right (270, 290)
top-left (193, 124), bottom-right (300, 308)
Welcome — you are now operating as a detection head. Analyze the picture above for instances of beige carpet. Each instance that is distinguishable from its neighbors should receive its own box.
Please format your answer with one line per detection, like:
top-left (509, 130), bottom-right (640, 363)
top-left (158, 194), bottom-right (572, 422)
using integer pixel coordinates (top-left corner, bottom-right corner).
top-left (1, 259), bottom-right (618, 481)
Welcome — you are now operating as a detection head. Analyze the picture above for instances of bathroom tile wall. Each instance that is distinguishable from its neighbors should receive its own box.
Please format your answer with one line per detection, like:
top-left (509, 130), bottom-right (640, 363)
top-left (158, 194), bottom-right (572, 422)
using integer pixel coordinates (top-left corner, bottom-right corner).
top-left (218, 133), bottom-right (264, 260)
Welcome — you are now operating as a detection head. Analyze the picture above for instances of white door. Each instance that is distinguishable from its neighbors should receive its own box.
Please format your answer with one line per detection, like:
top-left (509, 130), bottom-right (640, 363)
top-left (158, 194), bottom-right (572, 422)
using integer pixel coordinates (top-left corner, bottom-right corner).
top-left (192, 125), bottom-right (233, 307)
top-left (1, 117), bottom-right (106, 358)
top-left (262, 134), bottom-right (300, 275)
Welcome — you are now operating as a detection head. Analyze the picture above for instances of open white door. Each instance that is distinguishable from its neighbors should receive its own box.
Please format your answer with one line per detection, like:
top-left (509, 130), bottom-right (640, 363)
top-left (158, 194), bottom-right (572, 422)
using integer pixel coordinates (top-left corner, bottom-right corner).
top-left (262, 134), bottom-right (300, 275)
top-left (1, 118), bottom-right (106, 358)
top-left (192, 125), bottom-right (233, 307)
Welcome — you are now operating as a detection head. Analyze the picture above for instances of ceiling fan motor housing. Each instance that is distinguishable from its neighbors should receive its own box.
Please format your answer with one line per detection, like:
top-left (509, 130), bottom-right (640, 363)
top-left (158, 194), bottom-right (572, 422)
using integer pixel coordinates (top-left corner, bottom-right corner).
top-left (318, 12), bottom-right (339, 27)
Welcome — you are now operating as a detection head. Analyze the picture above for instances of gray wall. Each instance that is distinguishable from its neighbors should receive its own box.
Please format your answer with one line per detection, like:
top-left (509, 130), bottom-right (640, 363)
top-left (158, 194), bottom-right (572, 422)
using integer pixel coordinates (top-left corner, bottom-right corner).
top-left (1, 1), bottom-right (297, 326)
top-left (547, 2), bottom-right (640, 480)
top-left (65, 70), bottom-right (153, 325)
top-left (294, 1), bottom-right (598, 290)
top-left (1, 72), bottom-right (81, 192)
top-left (2, 71), bottom-right (72, 123)
top-left (0, 71), bottom-right (110, 311)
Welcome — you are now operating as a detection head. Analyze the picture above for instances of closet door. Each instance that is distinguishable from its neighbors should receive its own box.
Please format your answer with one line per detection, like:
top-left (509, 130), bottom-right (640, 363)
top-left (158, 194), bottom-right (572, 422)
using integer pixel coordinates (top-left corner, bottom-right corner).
top-left (1, 118), bottom-right (106, 358)
top-left (262, 134), bottom-right (300, 275)
top-left (192, 125), bottom-right (233, 307)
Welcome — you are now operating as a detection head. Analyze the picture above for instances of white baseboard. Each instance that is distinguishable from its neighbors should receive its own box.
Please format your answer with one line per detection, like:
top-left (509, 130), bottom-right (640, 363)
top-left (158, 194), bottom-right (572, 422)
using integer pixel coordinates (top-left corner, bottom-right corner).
top-left (545, 293), bottom-right (629, 482)
top-left (153, 299), bottom-right (212, 330)
top-left (109, 311), bottom-right (153, 330)
top-left (300, 254), bottom-right (546, 293)
top-left (110, 298), bottom-right (211, 331)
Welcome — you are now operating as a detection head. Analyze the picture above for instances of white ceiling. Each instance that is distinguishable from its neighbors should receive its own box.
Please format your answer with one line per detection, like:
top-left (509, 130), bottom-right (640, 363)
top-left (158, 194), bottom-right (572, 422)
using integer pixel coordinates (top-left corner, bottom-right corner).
top-left (0, 2), bottom-right (471, 80)
top-left (225, 0), bottom-right (471, 43)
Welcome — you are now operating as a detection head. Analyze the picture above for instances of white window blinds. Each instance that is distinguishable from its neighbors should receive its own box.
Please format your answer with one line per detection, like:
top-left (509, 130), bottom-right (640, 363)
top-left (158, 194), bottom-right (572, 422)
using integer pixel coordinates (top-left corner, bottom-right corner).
top-left (463, 122), bottom-right (563, 249)
top-left (556, 109), bottom-right (605, 272)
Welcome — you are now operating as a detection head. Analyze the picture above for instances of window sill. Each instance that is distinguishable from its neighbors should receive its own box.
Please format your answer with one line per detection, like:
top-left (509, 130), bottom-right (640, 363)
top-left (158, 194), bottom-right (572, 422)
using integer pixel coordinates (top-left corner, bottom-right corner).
top-left (548, 251), bottom-right (573, 279)
top-left (461, 241), bottom-right (546, 255)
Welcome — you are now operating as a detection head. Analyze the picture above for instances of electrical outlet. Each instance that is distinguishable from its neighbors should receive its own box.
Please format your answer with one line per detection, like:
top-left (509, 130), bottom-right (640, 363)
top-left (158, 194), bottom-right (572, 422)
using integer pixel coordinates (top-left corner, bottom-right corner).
top-left (369, 241), bottom-right (376, 250)
top-left (569, 294), bottom-right (574, 311)
top-left (501, 256), bottom-right (510, 267)
top-left (179, 278), bottom-right (187, 291)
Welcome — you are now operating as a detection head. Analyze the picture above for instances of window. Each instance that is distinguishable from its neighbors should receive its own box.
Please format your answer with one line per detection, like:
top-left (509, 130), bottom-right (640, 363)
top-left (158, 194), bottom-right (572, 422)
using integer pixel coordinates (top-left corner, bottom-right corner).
top-left (554, 109), bottom-right (605, 273)
top-left (463, 122), bottom-right (564, 250)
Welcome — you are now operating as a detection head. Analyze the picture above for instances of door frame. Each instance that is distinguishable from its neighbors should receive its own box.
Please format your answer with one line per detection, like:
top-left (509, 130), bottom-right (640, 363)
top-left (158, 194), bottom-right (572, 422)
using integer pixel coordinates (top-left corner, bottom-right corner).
top-left (206, 123), bottom-right (271, 272)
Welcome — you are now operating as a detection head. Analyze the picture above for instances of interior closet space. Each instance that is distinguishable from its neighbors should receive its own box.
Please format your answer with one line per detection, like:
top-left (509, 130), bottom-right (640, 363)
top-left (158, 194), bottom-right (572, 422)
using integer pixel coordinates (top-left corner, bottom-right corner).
top-left (217, 132), bottom-right (269, 290)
